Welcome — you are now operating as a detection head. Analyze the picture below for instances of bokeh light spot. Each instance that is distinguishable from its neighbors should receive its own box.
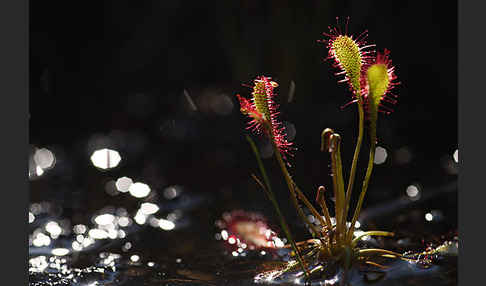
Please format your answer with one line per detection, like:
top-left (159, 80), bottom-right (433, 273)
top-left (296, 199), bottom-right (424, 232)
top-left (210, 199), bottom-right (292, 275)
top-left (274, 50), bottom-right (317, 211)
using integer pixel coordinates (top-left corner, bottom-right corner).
top-left (394, 146), bottom-right (412, 165)
top-left (90, 148), bottom-right (121, 170)
top-left (33, 233), bottom-right (51, 247)
top-left (51, 248), bottom-right (70, 256)
top-left (128, 182), bottom-right (151, 198)
top-left (159, 219), bottom-right (175, 231)
top-left (134, 211), bottom-right (147, 225)
top-left (163, 186), bottom-right (179, 199)
top-left (406, 185), bottom-right (420, 200)
top-left (118, 217), bottom-right (131, 227)
top-left (89, 229), bottom-right (108, 239)
top-left (94, 214), bottom-right (116, 226)
top-left (73, 224), bottom-right (87, 234)
top-left (45, 221), bottom-right (62, 237)
top-left (374, 146), bottom-right (387, 164)
top-left (34, 148), bottom-right (56, 169)
top-left (104, 180), bottom-right (118, 196)
top-left (115, 176), bottom-right (133, 193)
top-left (36, 166), bottom-right (44, 176)
top-left (140, 203), bottom-right (159, 215)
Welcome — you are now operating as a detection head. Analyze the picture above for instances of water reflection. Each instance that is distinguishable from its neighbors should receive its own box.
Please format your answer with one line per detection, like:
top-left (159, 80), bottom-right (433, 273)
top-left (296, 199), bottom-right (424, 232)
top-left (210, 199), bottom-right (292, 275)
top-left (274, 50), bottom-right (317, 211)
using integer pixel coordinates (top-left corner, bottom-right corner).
top-left (29, 256), bottom-right (49, 273)
top-left (28, 193), bottom-right (457, 286)
top-left (27, 193), bottom-right (200, 282)
top-left (29, 125), bottom-right (456, 286)
top-left (99, 252), bottom-right (121, 267)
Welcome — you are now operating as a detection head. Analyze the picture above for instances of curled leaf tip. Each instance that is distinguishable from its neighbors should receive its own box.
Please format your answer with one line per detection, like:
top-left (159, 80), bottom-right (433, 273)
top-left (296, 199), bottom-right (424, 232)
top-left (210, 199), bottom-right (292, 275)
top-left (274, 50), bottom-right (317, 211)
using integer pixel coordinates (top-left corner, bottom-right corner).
top-left (321, 128), bottom-right (334, 152)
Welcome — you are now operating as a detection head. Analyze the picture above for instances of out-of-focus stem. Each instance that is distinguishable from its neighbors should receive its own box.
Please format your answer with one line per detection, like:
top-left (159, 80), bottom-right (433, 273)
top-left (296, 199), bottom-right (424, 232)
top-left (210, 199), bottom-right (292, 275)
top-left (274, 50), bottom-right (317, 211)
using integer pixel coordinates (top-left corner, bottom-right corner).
top-left (259, 119), bottom-right (321, 237)
top-left (272, 141), bottom-right (321, 237)
top-left (246, 136), bottom-right (308, 277)
top-left (293, 184), bottom-right (327, 228)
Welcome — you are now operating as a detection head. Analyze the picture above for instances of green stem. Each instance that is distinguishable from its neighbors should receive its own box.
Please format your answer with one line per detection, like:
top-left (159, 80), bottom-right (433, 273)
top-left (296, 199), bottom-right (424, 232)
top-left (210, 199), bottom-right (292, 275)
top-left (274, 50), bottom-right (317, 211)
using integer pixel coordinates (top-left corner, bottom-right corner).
top-left (351, 231), bottom-right (395, 247)
top-left (343, 95), bottom-right (365, 226)
top-left (332, 135), bottom-right (346, 242)
top-left (316, 186), bottom-right (333, 232)
top-left (246, 136), bottom-right (308, 278)
top-left (358, 248), bottom-right (403, 258)
top-left (347, 136), bottom-right (376, 242)
top-left (329, 135), bottom-right (346, 243)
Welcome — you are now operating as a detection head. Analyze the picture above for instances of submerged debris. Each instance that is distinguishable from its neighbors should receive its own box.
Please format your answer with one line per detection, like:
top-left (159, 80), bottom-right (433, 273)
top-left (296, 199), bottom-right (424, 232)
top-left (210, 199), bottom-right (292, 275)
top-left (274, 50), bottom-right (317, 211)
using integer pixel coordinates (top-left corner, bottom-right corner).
top-left (215, 210), bottom-right (285, 253)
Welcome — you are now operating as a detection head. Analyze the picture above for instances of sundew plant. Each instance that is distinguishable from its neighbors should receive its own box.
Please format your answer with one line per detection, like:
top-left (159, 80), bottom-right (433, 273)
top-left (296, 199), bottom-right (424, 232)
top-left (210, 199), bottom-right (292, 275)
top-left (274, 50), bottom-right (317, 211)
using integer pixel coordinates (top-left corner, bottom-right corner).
top-left (235, 20), bottom-right (402, 283)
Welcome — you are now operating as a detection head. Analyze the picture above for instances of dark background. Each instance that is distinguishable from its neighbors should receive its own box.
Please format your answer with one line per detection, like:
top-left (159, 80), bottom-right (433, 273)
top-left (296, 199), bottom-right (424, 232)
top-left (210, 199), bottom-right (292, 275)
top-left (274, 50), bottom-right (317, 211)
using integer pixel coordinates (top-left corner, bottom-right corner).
top-left (29, 0), bottom-right (457, 218)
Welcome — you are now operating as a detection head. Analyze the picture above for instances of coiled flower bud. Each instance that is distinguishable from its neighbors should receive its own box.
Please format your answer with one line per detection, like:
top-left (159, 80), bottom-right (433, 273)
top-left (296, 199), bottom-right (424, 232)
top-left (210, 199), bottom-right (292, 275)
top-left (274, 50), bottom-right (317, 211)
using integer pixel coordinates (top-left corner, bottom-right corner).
top-left (236, 76), bottom-right (293, 159)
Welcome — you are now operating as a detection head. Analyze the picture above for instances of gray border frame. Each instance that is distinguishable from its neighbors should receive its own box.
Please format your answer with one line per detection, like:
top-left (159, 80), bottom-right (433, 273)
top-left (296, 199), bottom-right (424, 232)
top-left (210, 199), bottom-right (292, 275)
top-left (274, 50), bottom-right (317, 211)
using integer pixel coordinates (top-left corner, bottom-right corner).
top-left (459, 1), bottom-right (485, 285)
top-left (0, 0), bottom-right (28, 282)
top-left (0, 0), bottom-right (475, 284)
